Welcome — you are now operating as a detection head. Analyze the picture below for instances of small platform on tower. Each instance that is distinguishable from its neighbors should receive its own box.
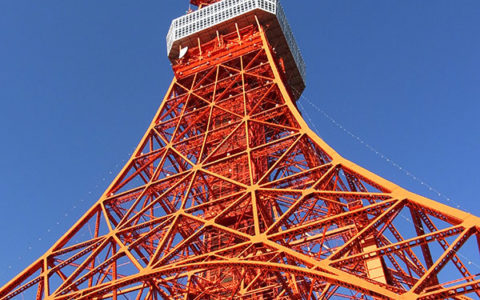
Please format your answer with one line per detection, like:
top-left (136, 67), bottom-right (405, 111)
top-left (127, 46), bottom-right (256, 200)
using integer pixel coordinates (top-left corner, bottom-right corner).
top-left (190, 0), bottom-right (219, 7)
top-left (167, 0), bottom-right (306, 99)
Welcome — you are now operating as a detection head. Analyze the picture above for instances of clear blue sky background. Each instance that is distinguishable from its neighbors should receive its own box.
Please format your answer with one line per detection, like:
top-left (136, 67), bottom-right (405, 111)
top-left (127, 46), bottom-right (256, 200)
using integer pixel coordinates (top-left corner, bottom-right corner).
top-left (1, 0), bottom-right (479, 286)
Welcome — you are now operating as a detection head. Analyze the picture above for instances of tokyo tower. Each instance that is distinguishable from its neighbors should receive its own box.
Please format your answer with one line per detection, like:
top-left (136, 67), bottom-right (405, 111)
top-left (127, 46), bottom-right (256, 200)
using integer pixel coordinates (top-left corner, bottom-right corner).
top-left (1, 0), bottom-right (480, 299)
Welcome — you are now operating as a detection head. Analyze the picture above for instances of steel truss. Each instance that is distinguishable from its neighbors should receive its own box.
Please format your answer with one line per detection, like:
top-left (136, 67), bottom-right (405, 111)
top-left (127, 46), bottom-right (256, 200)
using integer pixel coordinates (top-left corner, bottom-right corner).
top-left (1, 20), bottom-right (480, 300)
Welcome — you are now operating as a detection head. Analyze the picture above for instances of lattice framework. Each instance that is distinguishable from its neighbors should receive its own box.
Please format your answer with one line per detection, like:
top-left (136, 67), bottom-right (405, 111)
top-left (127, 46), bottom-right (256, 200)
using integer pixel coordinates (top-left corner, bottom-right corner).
top-left (1, 13), bottom-right (480, 300)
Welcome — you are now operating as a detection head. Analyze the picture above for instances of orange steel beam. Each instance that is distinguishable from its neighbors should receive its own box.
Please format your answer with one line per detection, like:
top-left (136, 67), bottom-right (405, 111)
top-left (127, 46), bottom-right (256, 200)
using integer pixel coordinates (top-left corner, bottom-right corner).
top-left (1, 12), bottom-right (480, 300)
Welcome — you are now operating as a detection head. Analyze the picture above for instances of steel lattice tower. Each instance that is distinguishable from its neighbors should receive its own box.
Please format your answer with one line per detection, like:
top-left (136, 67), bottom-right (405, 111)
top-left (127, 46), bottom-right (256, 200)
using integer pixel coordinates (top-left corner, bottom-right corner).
top-left (1, 1), bottom-right (480, 299)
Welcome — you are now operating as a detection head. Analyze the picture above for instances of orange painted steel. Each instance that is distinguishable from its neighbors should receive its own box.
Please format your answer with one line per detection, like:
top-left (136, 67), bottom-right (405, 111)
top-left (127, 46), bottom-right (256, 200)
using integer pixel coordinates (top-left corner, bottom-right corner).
top-left (2, 6), bottom-right (480, 300)
top-left (190, 0), bottom-right (220, 7)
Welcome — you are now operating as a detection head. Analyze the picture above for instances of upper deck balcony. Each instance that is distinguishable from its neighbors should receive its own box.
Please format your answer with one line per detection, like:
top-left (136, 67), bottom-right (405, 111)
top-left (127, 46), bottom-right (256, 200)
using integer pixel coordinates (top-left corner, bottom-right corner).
top-left (167, 0), bottom-right (306, 99)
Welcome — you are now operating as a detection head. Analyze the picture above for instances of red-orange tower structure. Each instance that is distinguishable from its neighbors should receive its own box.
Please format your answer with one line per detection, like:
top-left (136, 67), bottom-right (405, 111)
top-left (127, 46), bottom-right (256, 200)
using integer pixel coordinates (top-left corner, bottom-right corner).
top-left (1, 0), bottom-right (480, 299)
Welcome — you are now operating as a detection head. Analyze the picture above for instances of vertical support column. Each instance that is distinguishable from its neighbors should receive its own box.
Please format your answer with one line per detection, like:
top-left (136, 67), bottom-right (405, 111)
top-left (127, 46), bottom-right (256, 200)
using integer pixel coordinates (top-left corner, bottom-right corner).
top-left (362, 238), bottom-right (388, 284)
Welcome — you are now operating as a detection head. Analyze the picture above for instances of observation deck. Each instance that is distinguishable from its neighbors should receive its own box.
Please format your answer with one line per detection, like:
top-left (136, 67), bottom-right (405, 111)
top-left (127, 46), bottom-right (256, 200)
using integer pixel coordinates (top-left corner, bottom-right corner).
top-left (167, 0), bottom-right (306, 99)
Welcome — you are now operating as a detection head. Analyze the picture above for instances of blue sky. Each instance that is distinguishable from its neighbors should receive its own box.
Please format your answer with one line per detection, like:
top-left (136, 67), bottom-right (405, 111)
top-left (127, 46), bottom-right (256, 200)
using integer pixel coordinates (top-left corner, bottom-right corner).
top-left (1, 0), bottom-right (479, 285)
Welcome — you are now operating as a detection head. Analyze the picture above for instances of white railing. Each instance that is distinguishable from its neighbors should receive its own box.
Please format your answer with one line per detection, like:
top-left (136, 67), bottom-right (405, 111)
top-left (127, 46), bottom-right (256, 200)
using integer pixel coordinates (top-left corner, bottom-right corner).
top-left (275, 1), bottom-right (306, 81)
